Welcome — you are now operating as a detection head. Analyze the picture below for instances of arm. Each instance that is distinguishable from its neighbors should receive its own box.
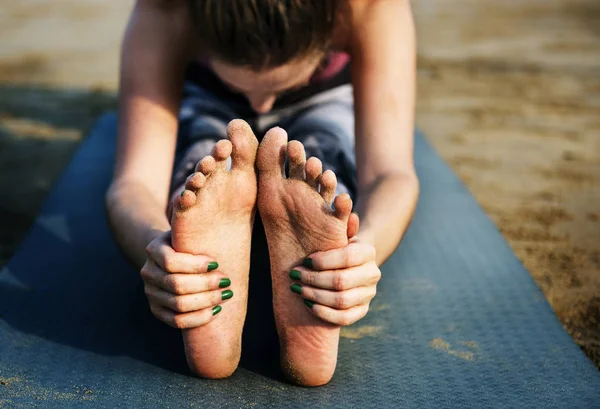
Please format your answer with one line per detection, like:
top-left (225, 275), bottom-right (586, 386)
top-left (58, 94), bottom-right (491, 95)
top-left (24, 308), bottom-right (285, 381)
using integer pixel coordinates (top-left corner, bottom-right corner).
top-left (106, 1), bottom-right (228, 329)
top-left (288, 0), bottom-right (418, 326)
top-left (106, 0), bottom-right (192, 267)
top-left (350, 0), bottom-right (419, 265)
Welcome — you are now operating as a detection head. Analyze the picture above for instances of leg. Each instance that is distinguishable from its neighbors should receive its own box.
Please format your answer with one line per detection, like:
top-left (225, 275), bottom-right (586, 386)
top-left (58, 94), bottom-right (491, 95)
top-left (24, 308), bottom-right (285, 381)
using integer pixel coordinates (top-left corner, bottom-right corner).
top-left (283, 84), bottom-right (357, 200)
top-left (170, 83), bottom-right (241, 202)
top-left (170, 85), bottom-right (257, 378)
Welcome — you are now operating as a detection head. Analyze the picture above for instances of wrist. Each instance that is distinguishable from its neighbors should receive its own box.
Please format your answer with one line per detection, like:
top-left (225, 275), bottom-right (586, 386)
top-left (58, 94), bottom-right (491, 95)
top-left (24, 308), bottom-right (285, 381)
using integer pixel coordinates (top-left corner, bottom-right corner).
top-left (354, 228), bottom-right (376, 248)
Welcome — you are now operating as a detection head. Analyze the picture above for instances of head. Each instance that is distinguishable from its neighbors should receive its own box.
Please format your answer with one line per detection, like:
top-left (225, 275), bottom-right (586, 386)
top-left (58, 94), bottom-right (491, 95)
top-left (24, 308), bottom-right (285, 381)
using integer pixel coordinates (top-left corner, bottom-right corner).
top-left (188, 0), bottom-right (341, 113)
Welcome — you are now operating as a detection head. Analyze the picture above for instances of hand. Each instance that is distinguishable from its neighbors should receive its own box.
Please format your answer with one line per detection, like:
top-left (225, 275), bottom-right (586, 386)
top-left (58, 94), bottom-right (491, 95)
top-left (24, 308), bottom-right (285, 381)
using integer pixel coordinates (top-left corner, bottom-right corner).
top-left (141, 231), bottom-right (232, 329)
top-left (289, 238), bottom-right (381, 326)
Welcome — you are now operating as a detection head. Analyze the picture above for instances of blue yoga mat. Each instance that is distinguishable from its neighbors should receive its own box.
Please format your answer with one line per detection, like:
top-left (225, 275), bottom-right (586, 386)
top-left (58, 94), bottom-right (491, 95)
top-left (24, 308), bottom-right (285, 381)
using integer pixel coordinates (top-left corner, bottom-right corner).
top-left (1, 113), bottom-right (598, 408)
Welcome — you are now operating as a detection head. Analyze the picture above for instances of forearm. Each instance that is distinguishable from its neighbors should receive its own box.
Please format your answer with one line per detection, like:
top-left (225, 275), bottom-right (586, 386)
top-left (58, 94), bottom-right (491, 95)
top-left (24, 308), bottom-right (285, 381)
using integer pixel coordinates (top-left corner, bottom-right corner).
top-left (354, 171), bottom-right (419, 266)
top-left (105, 180), bottom-right (171, 268)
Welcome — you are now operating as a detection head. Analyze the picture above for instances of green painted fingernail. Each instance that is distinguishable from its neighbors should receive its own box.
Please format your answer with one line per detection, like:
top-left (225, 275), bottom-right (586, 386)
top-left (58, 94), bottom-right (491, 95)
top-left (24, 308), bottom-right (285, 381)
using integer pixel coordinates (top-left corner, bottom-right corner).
top-left (212, 305), bottom-right (222, 316)
top-left (303, 258), bottom-right (313, 269)
top-left (180, 190), bottom-right (186, 197)
top-left (290, 283), bottom-right (303, 295)
top-left (304, 299), bottom-right (315, 308)
top-left (222, 290), bottom-right (234, 300)
top-left (207, 262), bottom-right (219, 272)
top-left (289, 270), bottom-right (301, 280)
top-left (219, 278), bottom-right (231, 288)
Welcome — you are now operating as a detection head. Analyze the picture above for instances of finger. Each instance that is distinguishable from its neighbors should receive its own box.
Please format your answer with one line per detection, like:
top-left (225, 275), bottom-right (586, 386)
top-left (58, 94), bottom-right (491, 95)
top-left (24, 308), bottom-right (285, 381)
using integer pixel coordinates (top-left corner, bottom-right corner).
top-left (146, 234), bottom-right (219, 274)
top-left (304, 242), bottom-right (376, 271)
top-left (305, 303), bottom-right (370, 327)
top-left (140, 259), bottom-right (168, 285)
top-left (160, 272), bottom-right (235, 295)
top-left (150, 305), bottom-right (222, 329)
top-left (290, 263), bottom-right (380, 291)
top-left (291, 284), bottom-right (376, 310)
top-left (145, 285), bottom-right (233, 313)
top-left (141, 260), bottom-right (231, 293)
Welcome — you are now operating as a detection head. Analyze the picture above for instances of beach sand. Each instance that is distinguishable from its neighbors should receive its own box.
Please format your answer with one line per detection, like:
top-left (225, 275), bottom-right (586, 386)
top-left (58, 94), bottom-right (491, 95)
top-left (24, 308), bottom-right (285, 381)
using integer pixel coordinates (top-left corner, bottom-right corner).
top-left (1, 0), bottom-right (598, 366)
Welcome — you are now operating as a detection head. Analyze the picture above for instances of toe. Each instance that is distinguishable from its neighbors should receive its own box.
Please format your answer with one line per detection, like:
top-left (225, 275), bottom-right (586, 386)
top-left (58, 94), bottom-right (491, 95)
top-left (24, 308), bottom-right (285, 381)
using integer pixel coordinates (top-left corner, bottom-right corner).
top-left (319, 170), bottom-right (337, 205)
top-left (257, 127), bottom-right (288, 178)
top-left (333, 193), bottom-right (353, 221)
top-left (287, 141), bottom-right (306, 180)
top-left (305, 157), bottom-right (323, 190)
top-left (212, 139), bottom-right (232, 170)
top-left (185, 172), bottom-right (206, 192)
top-left (196, 155), bottom-right (217, 175)
top-left (227, 119), bottom-right (259, 170)
top-left (174, 190), bottom-right (197, 212)
top-left (347, 212), bottom-right (360, 238)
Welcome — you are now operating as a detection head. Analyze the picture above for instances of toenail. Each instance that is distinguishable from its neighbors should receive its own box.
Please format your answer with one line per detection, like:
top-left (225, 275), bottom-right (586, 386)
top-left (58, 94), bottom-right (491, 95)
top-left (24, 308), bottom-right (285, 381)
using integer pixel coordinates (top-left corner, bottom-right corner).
top-left (304, 299), bottom-right (315, 309)
top-left (303, 258), bottom-right (313, 269)
top-left (221, 290), bottom-right (234, 300)
top-left (207, 261), bottom-right (219, 272)
top-left (290, 284), bottom-right (303, 295)
top-left (212, 305), bottom-right (222, 316)
top-left (219, 278), bottom-right (231, 288)
top-left (289, 270), bottom-right (301, 281)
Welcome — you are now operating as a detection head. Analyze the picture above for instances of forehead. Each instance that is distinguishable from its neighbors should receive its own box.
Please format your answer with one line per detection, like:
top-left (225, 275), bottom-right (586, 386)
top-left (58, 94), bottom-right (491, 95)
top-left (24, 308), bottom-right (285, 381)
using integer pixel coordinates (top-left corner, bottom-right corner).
top-left (211, 57), bottom-right (322, 92)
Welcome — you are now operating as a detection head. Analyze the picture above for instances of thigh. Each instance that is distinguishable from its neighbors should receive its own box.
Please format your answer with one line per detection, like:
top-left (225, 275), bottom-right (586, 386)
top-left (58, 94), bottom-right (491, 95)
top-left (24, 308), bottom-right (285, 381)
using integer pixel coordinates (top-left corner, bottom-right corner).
top-left (280, 85), bottom-right (356, 200)
top-left (171, 83), bottom-right (237, 197)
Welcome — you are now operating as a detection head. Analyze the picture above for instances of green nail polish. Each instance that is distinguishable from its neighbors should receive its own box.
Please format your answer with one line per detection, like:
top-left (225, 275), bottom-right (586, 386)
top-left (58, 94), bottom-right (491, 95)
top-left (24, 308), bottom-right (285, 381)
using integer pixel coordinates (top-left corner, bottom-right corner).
top-left (290, 283), bottom-right (303, 295)
top-left (212, 305), bottom-right (222, 316)
top-left (180, 190), bottom-right (186, 197)
top-left (221, 290), bottom-right (234, 300)
top-left (219, 278), bottom-right (231, 288)
top-left (289, 270), bottom-right (301, 281)
top-left (303, 258), bottom-right (313, 269)
top-left (304, 299), bottom-right (315, 308)
top-left (207, 261), bottom-right (219, 272)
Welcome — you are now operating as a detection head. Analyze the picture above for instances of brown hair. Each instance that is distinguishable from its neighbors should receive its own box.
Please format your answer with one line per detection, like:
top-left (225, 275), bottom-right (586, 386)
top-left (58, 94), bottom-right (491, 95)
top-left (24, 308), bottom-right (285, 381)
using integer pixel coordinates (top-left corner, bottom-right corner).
top-left (188, 0), bottom-right (340, 70)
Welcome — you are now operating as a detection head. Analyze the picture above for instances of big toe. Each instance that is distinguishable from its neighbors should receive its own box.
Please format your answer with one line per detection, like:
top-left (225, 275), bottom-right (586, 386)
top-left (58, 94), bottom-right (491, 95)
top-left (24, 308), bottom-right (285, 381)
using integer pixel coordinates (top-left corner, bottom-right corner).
top-left (257, 127), bottom-right (288, 178)
top-left (228, 119), bottom-right (259, 170)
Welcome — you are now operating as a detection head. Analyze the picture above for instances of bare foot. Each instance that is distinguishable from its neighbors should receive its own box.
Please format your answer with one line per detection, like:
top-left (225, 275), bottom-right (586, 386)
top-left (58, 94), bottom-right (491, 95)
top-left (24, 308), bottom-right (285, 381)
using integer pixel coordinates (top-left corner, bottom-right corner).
top-left (170, 120), bottom-right (258, 379)
top-left (256, 127), bottom-right (353, 386)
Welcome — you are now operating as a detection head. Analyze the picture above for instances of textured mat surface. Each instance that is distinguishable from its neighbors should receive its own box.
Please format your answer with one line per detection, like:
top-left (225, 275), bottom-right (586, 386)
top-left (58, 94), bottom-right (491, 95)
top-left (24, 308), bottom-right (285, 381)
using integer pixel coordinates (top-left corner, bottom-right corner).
top-left (0, 113), bottom-right (598, 408)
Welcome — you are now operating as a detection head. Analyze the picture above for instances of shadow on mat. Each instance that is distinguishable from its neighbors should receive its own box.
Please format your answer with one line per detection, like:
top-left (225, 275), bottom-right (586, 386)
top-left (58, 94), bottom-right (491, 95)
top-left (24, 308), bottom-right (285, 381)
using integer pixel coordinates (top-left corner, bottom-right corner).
top-left (0, 84), bottom-right (116, 266)
top-left (1, 210), bottom-right (282, 380)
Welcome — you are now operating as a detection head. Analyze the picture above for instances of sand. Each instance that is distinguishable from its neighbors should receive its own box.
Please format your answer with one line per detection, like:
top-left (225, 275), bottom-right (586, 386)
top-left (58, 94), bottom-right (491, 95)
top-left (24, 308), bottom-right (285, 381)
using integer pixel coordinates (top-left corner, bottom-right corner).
top-left (0, 0), bottom-right (598, 366)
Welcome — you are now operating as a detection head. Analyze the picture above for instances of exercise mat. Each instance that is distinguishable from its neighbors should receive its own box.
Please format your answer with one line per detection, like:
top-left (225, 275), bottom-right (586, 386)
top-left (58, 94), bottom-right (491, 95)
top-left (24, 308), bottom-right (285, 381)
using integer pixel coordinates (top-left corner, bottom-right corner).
top-left (1, 113), bottom-right (598, 408)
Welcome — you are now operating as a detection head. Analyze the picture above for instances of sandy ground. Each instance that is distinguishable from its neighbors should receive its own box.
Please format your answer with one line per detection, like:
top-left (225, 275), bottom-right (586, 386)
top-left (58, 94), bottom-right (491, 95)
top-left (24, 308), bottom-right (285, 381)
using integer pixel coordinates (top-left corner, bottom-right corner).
top-left (0, 0), bottom-right (598, 366)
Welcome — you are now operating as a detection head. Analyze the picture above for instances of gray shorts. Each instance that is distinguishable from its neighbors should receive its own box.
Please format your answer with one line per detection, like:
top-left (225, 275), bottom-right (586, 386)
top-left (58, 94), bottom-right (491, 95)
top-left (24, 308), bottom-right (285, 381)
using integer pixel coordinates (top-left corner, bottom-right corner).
top-left (170, 82), bottom-right (357, 201)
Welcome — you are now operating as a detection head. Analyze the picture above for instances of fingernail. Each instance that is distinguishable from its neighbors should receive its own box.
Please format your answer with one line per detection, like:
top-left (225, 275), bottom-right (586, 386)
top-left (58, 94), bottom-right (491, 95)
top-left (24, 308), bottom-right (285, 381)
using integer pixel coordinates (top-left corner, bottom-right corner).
top-left (290, 283), bottom-right (303, 295)
top-left (289, 270), bottom-right (301, 281)
top-left (212, 305), bottom-right (222, 316)
top-left (180, 190), bottom-right (186, 197)
top-left (207, 261), bottom-right (219, 272)
top-left (219, 278), bottom-right (231, 288)
top-left (304, 299), bottom-right (315, 308)
top-left (221, 290), bottom-right (234, 300)
top-left (303, 258), bottom-right (313, 269)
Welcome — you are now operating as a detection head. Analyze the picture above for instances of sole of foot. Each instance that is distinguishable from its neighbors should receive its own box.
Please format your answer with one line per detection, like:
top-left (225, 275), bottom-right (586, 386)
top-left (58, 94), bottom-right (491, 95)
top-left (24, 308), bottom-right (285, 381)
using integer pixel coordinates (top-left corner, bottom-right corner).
top-left (256, 127), bottom-right (353, 386)
top-left (170, 119), bottom-right (258, 379)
